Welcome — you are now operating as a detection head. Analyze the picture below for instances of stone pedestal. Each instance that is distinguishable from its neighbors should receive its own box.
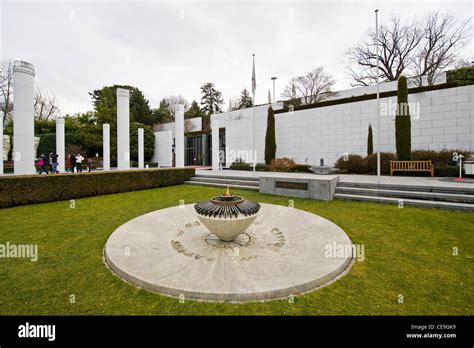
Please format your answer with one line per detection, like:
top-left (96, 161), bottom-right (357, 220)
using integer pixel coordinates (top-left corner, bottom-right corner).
top-left (259, 173), bottom-right (339, 201)
top-left (174, 104), bottom-right (184, 167)
top-left (116, 88), bottom-right (130, 170)
top-left (13, 61), bottom-right (36, 175)
top-left (56, 117), bottom-right (65, 172)
top-left (138, 128), bottom-right (144, 169)
top-left (211, 117), bottom-right (219, 171)
top-left (103, 124), bottom-right (110, 171)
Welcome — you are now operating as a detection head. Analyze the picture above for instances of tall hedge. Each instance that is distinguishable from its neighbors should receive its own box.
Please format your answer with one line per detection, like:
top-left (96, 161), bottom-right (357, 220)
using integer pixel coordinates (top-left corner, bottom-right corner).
top-left (0, 168), bottom-right (195, 208)
top-left (395, 76), bottom-right (411, 160)
top-left (264, 106), bottom-right (276, 165)
top-left (37, 133), bottom-right (78, 157)
top-left (367, 124), bottom-right (373, 156)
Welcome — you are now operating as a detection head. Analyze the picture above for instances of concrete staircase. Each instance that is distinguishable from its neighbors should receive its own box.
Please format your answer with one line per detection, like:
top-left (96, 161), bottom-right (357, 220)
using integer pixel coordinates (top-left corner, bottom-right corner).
top-left (334, 181), bottom-right (474, 211)
top-left (185, 174), bottom-right (259, 191)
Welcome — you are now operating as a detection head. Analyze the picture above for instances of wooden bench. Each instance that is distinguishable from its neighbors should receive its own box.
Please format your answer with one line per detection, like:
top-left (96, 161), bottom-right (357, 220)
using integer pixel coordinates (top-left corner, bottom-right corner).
top-left (390, 160), bottom-right (434, 177)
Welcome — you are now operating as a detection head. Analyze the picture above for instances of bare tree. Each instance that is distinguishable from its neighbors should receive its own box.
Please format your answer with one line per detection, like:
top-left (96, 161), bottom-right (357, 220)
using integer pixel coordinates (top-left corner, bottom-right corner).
top-left (347, 16), bottom-right (422, 86)
top-left (228, 96), bottom-right (240, 111)
top-left (347, 13), bottom-right (471, 87)
top-left (0, 60), bottom-right (14, 126)
top-left (165, 95), bottom-right (189, 115)
top-left (281, 67), bottom-right (335, 104)
top-left (411, 13), bottom-right (471, 86)
top-left (34, 87), bottom-right (60, 120)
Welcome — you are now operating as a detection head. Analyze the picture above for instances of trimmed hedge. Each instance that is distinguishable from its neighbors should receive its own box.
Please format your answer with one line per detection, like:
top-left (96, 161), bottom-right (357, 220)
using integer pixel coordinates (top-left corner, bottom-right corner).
top-left (275, 82), bottom-right (459, 114)
top-left (228, 163), bottom-right (269, 171)
top-left (0, 168), bottom-right (195, 208)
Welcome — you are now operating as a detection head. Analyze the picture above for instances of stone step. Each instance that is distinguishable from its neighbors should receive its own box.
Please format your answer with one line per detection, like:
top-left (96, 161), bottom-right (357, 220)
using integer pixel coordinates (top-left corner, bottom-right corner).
top-left (334, 193), bottom-right (474, 212)
top-left (337, 181), bottom-right (474, 195)
top-left (185, 181), bottom-right (259, 191)
top-left (194, 174), bottom-right (260, 182)
top-left (189, 176), bottom-right (260, 187)
top-left (335, 186), bottom-right (474, 204)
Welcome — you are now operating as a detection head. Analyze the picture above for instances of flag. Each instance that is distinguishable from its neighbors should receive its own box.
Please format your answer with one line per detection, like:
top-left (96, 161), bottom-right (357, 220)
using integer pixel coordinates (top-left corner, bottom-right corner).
top-left (268, 89), bottom-right (272, 104)
top-left (251, 54), bottom-right (256, 96)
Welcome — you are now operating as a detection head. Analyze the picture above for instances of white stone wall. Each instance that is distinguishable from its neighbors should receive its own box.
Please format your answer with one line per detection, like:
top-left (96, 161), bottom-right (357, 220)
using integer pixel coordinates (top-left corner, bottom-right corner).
top-left (215, 85), bottom-right (473, 167)
top-left (152, 131), bottom-right (173, 167)
top-left (212, 102), bottom-right (284, 164)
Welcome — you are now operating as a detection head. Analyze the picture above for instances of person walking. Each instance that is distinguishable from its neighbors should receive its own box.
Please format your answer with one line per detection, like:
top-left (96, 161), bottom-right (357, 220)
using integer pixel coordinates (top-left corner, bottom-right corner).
top-left (75, 152), bottom-right (84, 173)
top-left (50, 152), bottom-right (59, 174)
top-left (38, 154), bottom-right (49, 174)
top-left (48, 152), bottom-right (53, 173)
top-left (86, 158), bottom-right (93, 172)
top-left (66, 154), bottom-right (72, 173)
top-left (71, 153), bottom-right (76, 173)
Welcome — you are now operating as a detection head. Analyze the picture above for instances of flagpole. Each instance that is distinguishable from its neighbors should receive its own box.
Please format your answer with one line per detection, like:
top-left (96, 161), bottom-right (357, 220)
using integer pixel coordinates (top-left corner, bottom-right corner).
top-left (252, 54), bottom-right (256, 173)
top-left (375, 9), bottom-right (381, 177)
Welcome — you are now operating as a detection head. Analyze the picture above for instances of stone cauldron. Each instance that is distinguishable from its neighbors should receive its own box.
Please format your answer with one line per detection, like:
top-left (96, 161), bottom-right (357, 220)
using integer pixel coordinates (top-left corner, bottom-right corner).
top-left (194, 188), bottom-right (260, 241)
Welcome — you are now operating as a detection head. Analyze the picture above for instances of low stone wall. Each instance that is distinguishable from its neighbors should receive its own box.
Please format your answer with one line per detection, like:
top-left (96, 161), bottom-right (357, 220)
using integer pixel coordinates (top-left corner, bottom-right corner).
top-left (259, 174), bottom-right (339, 201)
top-left (0, 168), bottom-right (195, 208)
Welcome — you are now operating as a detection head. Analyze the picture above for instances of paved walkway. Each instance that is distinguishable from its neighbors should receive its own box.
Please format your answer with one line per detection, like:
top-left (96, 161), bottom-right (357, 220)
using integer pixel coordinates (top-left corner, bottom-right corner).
top-left (195, 169), bottom-right (474, 189)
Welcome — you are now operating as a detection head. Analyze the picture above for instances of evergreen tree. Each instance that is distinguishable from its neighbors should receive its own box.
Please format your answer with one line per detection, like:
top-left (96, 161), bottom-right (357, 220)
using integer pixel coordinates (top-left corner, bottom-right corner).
top-left (200, 82), bottom-right (224, 115)
top-left (89, 85), bottom-right (153, 125)
top-left (264, 106), bottom-right (276, 164)
top-left (152, 99), bottom-right (174, 124)
top-left (238, 88), bottom-right (253, 109)
top-left (367, 124), bottom-right (373, 155)
top-left (395, 76), bottom-right (411, 160)
top-left (184, 100), bottom-right (205, 119)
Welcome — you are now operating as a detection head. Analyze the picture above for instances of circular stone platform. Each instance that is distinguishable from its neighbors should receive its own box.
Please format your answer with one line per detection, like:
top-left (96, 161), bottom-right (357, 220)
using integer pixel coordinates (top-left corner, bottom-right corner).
top-left (104, 203), bottom-right (354, 302)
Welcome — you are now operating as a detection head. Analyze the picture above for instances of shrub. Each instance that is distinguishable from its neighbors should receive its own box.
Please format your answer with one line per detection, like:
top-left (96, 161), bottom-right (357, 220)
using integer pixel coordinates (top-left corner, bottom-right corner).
top-left (264, 106), bottom-right (277, 165)
top-left (269, 157), bottom-right (296, 172)
top-left (435, 165), bottom-right (461, 178)
top-left (411, 149), bottom-right (472, 167)
top-left (395, 76), bottom-right (411, 160)
top-left (229, 162), bottom-right (269, 171)
top-left (289, 164), bottom-right (312, 173)
top-left (335, 154), bottom-right (366, 174)
top-left (229, 162), bottom-right (251, 170)
top-left (366, 152), bottom-right (397, 175)
top-left (0, 168), bottom-right (195, 208)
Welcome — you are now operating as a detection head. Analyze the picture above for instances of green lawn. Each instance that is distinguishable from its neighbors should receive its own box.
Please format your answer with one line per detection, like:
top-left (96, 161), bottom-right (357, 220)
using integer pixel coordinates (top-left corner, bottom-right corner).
top-left (0, 184), bottom-right (472, 315)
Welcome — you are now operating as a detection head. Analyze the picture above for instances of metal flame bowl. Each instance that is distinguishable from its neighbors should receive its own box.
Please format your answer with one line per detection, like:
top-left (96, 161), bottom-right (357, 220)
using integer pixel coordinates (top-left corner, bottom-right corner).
top-left (194, 194), bottom-right (260, 241)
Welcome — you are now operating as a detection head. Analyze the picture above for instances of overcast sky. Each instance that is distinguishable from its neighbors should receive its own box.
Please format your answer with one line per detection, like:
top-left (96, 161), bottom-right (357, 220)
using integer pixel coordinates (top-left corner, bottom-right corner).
top-left (1, 0), bottom-right (472, 114)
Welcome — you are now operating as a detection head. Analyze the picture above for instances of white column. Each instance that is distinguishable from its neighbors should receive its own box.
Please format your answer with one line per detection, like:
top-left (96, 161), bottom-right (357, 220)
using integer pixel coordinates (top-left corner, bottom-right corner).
top-left (13, 61), bottom-right (36, 175)
top-left (103, 124), bottom-right (110, 171)
top-left (0, 118), bottom-right (3, 175)
top-left (138, 128), bottom-right (144, 169)
top-left (211, 116), bottom-right (220, 171)
top-left (56, 116), bottom-right (65, 172)
top-left (116, 88), bottom-right (130, 170)
top-left (174, 104), bottom-right (184, 167)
